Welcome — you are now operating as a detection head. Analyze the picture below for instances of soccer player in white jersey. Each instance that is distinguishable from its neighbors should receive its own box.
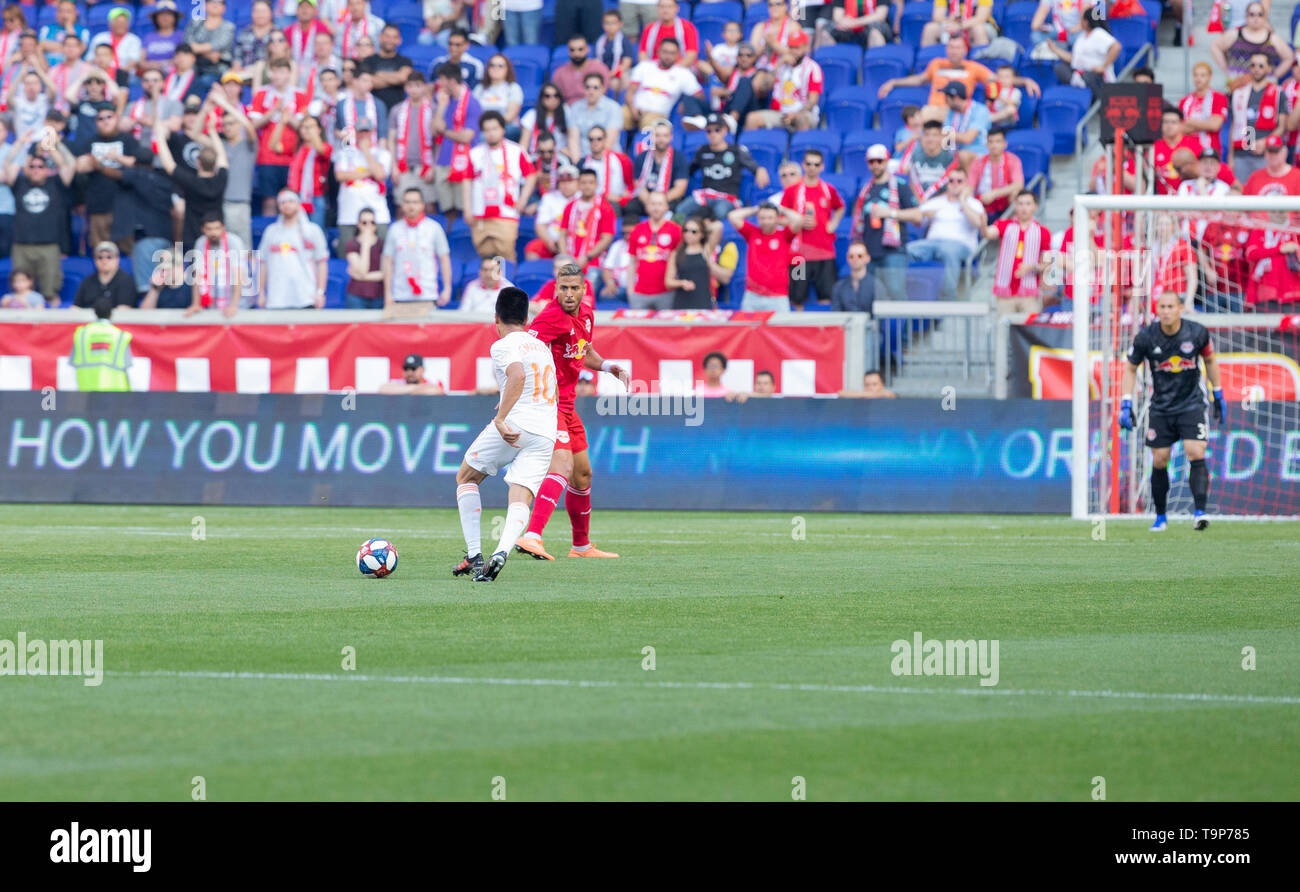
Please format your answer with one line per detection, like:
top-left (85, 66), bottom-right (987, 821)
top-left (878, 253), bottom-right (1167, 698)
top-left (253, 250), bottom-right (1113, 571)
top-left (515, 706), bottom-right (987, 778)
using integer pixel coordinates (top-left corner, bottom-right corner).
top-left (452, 286), bottom-right (560, 582)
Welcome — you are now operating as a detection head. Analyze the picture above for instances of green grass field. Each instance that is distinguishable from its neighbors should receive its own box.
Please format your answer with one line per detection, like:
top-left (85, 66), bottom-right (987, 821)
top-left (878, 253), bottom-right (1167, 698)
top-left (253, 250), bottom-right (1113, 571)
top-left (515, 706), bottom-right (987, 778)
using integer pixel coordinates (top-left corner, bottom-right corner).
top-left (1, 505), bottom-right (1296, 801)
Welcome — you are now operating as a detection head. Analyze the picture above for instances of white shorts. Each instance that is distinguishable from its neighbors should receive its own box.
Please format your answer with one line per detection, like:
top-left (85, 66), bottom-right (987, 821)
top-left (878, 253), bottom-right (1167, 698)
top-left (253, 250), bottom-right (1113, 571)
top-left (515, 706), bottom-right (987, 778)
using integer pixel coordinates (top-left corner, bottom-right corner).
top-left (463, 424), bottom-right (556, 496)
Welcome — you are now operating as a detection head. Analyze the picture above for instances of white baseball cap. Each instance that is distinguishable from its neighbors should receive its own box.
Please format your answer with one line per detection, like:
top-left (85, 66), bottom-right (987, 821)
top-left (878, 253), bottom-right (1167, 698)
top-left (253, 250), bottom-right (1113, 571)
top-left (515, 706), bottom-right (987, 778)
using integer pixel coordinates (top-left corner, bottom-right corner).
top-left (866, 144), bottom-right (890, 162)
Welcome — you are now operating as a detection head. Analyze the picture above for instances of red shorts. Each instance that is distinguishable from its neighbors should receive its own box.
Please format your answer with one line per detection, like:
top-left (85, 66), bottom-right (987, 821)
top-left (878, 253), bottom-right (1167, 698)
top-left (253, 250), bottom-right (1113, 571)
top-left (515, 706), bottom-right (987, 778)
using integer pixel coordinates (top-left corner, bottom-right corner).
top-left (524, 238), bottom-right (556, 259)
top-left (555, 404), bottom-right (587, 453)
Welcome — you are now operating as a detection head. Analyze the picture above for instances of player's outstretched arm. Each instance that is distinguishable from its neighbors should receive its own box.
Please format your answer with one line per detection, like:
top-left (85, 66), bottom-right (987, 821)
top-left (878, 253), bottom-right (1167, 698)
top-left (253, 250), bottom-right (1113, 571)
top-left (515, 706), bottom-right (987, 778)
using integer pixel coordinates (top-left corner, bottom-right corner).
top-left (1119, 361), bottom-right (1139, 430)
top-left (1204, 353), bottom-right (1226, 424)
top-left (584, 345), bottom-right (629, 387)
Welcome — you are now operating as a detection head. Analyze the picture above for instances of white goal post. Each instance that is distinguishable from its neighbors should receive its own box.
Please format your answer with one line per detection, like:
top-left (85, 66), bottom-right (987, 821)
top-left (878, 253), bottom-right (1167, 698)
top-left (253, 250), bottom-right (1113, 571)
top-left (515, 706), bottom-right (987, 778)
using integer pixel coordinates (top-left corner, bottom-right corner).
top-left (1070, 193), bottom-right (1300, 520)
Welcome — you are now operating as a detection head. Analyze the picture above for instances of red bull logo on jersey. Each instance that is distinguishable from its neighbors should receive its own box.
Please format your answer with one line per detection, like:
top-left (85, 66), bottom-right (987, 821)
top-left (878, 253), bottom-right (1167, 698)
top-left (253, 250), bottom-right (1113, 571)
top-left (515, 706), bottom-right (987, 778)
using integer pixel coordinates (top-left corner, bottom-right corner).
top-left (564, 338), bottom-right (589, 362)
top-left (1156, 356), bottom-right (1195, 373)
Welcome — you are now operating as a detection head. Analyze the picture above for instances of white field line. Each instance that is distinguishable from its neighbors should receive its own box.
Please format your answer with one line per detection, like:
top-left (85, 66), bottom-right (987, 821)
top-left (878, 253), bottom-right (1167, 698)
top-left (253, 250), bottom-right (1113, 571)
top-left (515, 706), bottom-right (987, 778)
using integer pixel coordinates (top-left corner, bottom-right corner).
top-left (106, 670), bottom-right (1300, 706)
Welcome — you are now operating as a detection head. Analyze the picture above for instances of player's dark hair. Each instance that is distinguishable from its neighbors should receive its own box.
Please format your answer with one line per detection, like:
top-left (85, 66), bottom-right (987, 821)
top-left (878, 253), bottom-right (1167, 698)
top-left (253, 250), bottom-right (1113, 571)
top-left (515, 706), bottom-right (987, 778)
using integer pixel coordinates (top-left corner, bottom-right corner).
top-left (435, 62), bottom-right (463, 83)
top-left (756, 369), bottom-right (774, 381)
top-left (922, 119), bottom-right (944, 132)
top-left (555, 262), bottom-right (584, 280)
top-left (865, 370), bottom-right (884, 382)
top-left (659, 37), bottom-right (680, 51)
top-left (803, 148), bottom-right (823, 164)
top-left (703, 351), bottom-right (727, 370)
top-left (496, 287), bottom-right (530, 325)
top-left (1163, 103), bottom-right (1183, 119)
top-left (578, 167), bottom-right (598, 179)
top-left (201, 211), bottom-right (223, 227)
top-left (480, 110), bottom-right (506, 130)
top-left (93, 296), bottom-right (114, 320)
top-left (901, 104), bottom-right (920, 121)
top-left (1016, 189), bottom-right (1037, 201)
top-left (404, 187), bottom-right (424, 200)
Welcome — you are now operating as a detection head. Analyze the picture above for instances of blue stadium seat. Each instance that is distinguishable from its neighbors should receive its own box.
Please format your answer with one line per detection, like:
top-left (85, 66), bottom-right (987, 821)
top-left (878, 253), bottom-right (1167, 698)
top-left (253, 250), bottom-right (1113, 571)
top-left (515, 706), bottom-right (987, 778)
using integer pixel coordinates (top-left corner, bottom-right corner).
top-left (1006, 127), bottom-right (1053, 160)
top-left (693, 1), bottom-right (743, 24)
top-left (515, 259), bottom-right (553, 281)
top-left (990, 0), bottom-right (1008, 25)
top-left (504, 43), bottom-right (550, 75)
top-left (251, 215), bottom-right (277, 247)
top-left (826, 88), bottom-right (872, 135)
top-left (864, 43), bottom-right (916, 70)
top-left (1110, 16), bottom-right (1152, 71)
top-left (467, 44), bottom-right (497, 69)
top-left (448, 224), bottom-right (478, 267)
top-left (385, 0), bottom-right (426, 24)
top-left (817, 57), bottom-right (857, 98)
top-left (915, 45), bottom-right (948, 68)
top-left (743, 3), bottom-right (770, 32)
top-left (1002, 1), bottom-right (1038, 50)
top-left (739, 128), bottom-right (789, 156)
top-left (1009, 144), bottom-right (1049, 192)
top-left (61, 257), bottom-right (95, 305)
top-left (1042, 84), bottom-right (1092, 113)
top-left (693, 18), bottom-right (729, 48)
top-left (740, 143), bottom-right (782, 183)
top-left (550, 46), bottom-right (569, 70)
top-left (877, 88), bottom-right (928, 137)
top-left (814, 43), bottom-right (864, 79)
top-left (841, 129), bottom-right (890, 177)
top-left (1141, 0), bottom-right (1165, 27)
top-left (682, 129), bottom-right (709, 155)
top-left (789, 130), bottom-right (840, 164)
top-left (1018, 58), bottom-right (1058, 94)
top-left (326, 259), bottom-right (349, 309)
top-left (1039, 89), bottom-right (1091, 154)
top-left (899, 2), bottom-right (933, 47)
top-left (1014, 90), bottom-right (1039, 128)
top-left (405, 44), bottom-right (440, 75)
top-left (862, 57), bottom-right (908, 102)
top-left (514, 271), bottom-right (551, 296)
top-left (823, 172), bottom-right (859, 207)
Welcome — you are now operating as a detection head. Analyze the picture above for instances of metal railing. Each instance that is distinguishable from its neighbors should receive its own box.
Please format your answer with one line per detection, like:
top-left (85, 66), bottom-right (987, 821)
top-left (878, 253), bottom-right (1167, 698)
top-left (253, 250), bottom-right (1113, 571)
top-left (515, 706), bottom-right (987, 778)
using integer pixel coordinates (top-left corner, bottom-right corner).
top-left (871, 301), bottom-right (1000, 395)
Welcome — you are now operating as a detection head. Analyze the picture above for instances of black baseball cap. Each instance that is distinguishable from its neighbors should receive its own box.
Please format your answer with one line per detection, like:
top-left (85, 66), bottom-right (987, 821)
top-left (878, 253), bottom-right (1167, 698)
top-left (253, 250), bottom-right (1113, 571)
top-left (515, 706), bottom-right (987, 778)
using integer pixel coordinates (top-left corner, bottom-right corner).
top-left (402, 354), bottom-right (423, 369)
top-left (1198, 146), bottom-right (1219, 160)
top-left (704, 112), bottom-right (726, 129)
top-left (941, 82), bottom-right (968, 99)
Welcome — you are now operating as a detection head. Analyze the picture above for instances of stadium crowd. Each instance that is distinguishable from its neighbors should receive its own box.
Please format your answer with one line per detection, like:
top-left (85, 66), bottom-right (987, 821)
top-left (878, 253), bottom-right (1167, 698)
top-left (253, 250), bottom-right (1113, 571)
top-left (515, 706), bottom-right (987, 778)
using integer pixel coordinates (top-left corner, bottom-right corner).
top-left (0, 0), bottom-right (1298, 318)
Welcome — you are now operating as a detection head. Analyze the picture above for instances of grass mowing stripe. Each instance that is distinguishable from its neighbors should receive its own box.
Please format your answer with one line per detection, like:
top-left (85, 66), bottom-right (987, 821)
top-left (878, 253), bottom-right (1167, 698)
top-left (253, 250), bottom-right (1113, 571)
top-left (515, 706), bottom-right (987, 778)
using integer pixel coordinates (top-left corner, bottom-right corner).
top-left (106, 670), bottom-right (1300, 706)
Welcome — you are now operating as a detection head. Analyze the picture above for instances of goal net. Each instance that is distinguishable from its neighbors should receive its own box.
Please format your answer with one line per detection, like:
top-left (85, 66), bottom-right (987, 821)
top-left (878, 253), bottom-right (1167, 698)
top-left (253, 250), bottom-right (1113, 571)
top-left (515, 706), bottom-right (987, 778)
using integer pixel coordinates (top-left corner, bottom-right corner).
top-left (1070, 194), bottom-right (1300, 520)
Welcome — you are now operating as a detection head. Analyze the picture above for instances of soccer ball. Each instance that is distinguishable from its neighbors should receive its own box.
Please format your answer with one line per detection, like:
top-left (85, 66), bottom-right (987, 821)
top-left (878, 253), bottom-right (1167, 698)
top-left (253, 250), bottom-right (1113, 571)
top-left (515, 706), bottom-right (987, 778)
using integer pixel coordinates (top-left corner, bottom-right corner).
top-left (356, 538), bottom-right (398, 578)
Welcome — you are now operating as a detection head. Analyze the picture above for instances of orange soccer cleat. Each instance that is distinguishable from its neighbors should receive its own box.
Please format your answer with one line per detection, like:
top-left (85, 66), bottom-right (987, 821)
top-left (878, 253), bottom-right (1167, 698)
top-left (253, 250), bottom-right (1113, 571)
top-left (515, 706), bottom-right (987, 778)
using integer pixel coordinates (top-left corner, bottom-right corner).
top-left (568, 543), bottom-right (620, 558)
top-left (513, 536), bottom-right (555, 561)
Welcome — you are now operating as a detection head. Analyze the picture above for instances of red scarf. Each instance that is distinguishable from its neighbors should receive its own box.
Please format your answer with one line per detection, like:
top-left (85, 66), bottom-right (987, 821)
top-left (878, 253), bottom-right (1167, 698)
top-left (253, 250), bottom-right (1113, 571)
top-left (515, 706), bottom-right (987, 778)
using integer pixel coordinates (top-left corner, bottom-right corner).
top-left (790, 180), bottom-right (823, 254)
top-left (637, 147), bottom-right (673, 193)
top-left (1207, 0), bottom-right (1225, 33)
top-left (164, 69), bottom-right (195, 104)
top-left (1233, 82), bottom-right (1280, 148)
top-left (762, 18), bottom-right (793, 67)
top-left (290, 140), bottom-right (329, 212)
top-left (1181, 90), bottom-right (1217, 152)
top-left (917, 156), bottom-right (961, 203)
top-left (395, 98), bottom-right (434, 179)
top-left (341, 92), bottom-right (376, 131)
top-left (568, 198), bottom-right (603, 264)
top-left (947, 0), bottom-right (975, 17)
top-left (200, 232), bottom-right (230, 309)
top-left (107, 31), bottom-right (127, 77)
top-left (642, 17), bottom-right (687, 60)
top-left (994, 220), bottom-right (1043, 297)
top-left (340, 15), bottom-right (370, 60)
top-left (445, 87), bottom-right (473, 182)
top-left (401, 216), bottom-right (426, 296)
top-left (976, 151), bottom-right (1012, 196)
top-left (585, 150), bottom-right (616, 198)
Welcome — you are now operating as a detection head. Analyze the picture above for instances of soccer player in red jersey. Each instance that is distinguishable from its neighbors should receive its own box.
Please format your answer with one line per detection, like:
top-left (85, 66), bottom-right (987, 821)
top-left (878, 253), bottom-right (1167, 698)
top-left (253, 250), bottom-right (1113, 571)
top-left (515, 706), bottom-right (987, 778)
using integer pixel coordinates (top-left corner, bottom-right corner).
top-left (515, 261), bottom-right (629, 560)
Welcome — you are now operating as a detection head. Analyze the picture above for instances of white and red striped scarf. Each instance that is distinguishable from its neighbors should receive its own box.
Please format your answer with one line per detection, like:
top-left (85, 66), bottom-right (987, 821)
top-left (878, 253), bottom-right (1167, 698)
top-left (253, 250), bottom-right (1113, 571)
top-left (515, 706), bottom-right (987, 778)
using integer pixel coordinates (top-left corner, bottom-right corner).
top-left (199, 232), bottom-right (231, 308)
top-left (1180, 90), bottom-right (1216, 152)
top-left (760, 17), bottom-right (794, 68)
top-left (585, 150), bottom-right (616, 198)
top-left (917, 157), bottom-right (961, 203)
top-left (568, 197), bottom-right (604, 262)
top-left (994, 220), bottom-right (1043, 298)
top-left (395, 98), bottom-right (433, 179)
top-left (637, 147), bottom-right (674, 194)
top-left (1232, 83), bottom-right (1280, 148)
top-left (0, 27), bottom-right (20, 68)
top-left (976, 151), bottom-right (1012, 196)
top-left (340, 15), bottom-right (371, 60)
top-left (164, 68), bottom-right (195, 104)
top-left (291, 141), bottom-right (326, 212)
top-left (642, 18), bottom-right (687, 61)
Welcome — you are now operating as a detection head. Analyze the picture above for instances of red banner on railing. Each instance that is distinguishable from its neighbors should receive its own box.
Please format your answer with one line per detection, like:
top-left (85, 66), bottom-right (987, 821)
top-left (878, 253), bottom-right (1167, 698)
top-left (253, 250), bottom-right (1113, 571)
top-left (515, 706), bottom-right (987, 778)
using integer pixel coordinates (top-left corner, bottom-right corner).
top-left (0, 322), bottom-right (845, 395)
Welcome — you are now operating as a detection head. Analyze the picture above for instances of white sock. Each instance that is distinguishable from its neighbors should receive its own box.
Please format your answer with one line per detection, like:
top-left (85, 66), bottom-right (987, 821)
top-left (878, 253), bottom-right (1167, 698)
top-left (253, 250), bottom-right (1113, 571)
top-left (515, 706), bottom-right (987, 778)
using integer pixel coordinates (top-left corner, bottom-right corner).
top-left (456, 483), bottom-right (481, 556)
top-left (494, 501), bottom-right (531, 558)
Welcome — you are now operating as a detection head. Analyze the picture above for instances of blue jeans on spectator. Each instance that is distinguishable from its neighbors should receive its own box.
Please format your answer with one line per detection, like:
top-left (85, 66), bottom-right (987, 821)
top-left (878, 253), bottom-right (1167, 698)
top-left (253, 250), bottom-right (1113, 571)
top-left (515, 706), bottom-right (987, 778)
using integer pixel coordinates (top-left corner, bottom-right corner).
top-left (868, 250), bottom-right (908, 301)
top-left (132, 236), bottom-right (172, 295)
top-left (306, 203), bottom-right (327, 233)
top-left (675, 195), bottom-right (736, 222)
top-left (345, 294), bottom-right (383, 310)
top-left (906, 238), bottom-right (972, 300)
top-left (505, 10), bottom-right (542, 46)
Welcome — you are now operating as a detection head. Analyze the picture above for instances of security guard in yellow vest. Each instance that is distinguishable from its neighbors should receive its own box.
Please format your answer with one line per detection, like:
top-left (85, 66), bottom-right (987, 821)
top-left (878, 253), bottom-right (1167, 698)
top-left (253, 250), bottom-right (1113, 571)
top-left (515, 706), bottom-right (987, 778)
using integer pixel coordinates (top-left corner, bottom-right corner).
top-left (69, 298), bottom-right (132, 391)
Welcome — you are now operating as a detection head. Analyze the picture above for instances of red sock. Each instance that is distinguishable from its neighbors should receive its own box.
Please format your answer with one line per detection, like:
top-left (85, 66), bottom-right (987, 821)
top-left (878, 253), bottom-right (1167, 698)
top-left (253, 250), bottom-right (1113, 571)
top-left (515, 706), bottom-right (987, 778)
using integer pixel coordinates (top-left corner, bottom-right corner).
top-left (525, 473), bottom-right (567, 538)
top-left (566, 484), bottom-right (591, 548)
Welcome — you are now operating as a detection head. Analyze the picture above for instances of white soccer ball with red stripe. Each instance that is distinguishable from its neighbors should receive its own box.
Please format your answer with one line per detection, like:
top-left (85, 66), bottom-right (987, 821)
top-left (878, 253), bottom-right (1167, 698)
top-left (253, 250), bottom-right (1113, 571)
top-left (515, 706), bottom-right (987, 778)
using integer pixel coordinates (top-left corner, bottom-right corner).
top-left (356, 538), bottom-right (398, 578)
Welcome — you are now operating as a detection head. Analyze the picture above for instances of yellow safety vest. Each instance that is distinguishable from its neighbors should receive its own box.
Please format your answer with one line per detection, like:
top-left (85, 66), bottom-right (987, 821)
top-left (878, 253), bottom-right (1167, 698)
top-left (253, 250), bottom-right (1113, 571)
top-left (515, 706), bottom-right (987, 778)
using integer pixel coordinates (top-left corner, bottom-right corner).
top-left (69, 320), bottom-right (132, 392)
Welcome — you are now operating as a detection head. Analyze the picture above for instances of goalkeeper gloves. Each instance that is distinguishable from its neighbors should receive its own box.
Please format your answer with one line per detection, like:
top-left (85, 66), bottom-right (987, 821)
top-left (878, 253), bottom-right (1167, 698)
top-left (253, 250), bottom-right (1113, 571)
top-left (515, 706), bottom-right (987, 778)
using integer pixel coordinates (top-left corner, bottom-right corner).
top-left (1213, 388), bottom-right (1226, 424)
top-left (1119, 397), bottom-right (1134, 431)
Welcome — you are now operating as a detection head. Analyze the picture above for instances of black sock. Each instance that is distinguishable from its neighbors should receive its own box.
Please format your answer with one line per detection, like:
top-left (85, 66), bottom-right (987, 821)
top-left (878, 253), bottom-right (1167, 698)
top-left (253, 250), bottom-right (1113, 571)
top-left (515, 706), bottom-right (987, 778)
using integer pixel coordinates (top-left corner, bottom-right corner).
top-left (1151, 466), bottom-right (1170, 515)
top-left (1189, 459), bottom-right (1209, 512)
